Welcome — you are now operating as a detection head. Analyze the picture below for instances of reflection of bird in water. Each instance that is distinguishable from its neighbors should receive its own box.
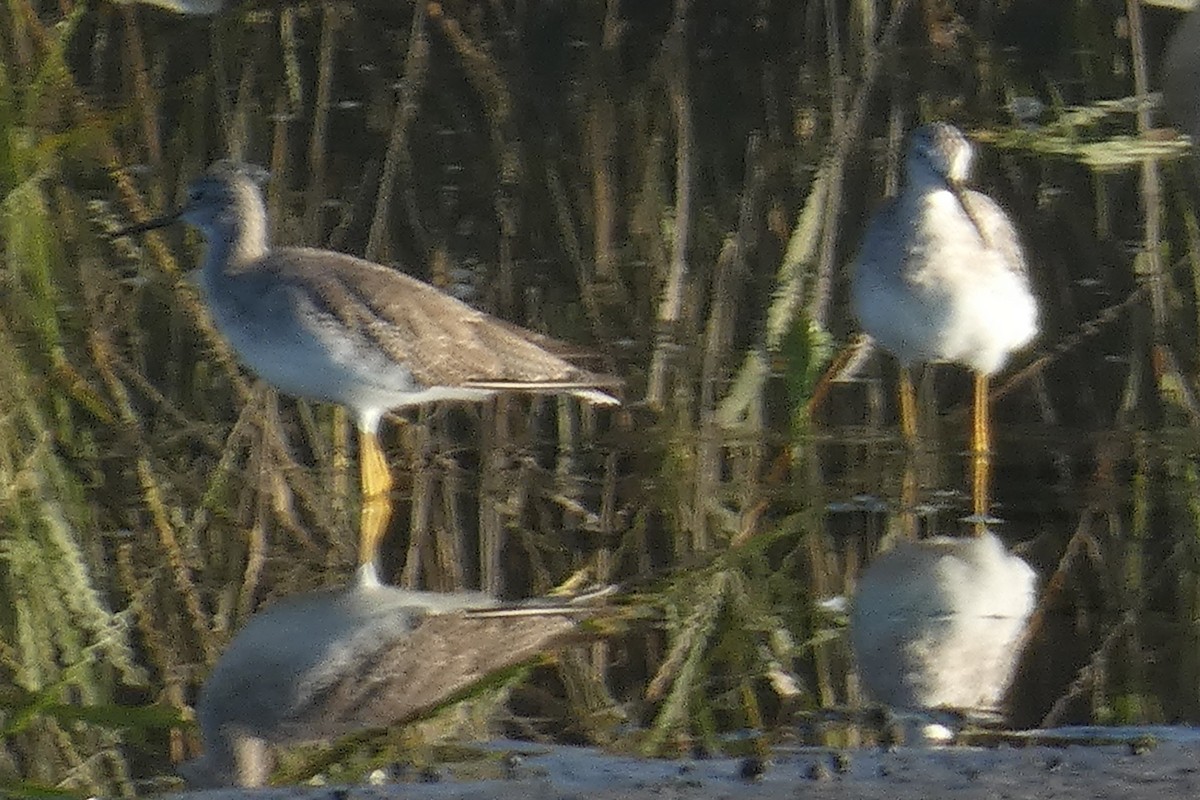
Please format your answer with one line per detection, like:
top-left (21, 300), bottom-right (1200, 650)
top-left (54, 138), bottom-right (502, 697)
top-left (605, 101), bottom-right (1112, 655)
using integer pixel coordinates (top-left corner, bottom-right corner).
top-left (851, 123), bottom-right (1038, 529)
top-left (117, 162), bottom-right (619, 576)
top-left (850, 531), bottom-right (1036, 718)
top-left (181, 566), bottom-right (607, 788)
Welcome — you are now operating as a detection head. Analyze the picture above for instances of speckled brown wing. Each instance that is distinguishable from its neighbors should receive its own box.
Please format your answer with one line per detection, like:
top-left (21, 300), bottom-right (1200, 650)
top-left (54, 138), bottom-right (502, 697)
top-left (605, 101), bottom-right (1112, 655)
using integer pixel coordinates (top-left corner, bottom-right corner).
top-left (279, 608), bottom-right (596, 738)
top-left (267, 247), bottom-right (619, 393)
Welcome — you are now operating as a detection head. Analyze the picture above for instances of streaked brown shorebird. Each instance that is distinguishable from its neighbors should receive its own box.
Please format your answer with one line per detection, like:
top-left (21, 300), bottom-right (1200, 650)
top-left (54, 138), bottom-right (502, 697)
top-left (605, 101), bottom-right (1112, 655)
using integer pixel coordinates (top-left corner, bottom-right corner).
top-left (851, 123), bottom-right (1038, 529)
top-left (118, 162), bottom-right (619, 573)
top-left (181, 564), bottom-right (608, 788)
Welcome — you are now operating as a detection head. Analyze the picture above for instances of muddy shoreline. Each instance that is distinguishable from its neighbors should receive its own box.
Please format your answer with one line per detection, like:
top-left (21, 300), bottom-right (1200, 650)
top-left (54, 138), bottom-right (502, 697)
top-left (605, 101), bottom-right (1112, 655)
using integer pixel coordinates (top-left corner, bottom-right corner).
top-left (167, 734), bottom-right (1200, 800)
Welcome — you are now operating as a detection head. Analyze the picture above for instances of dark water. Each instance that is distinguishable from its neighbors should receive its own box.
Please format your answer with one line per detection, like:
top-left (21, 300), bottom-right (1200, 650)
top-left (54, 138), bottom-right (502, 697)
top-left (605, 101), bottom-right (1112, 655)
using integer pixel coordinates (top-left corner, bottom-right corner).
top-left (3, 0), bottom-right (1200, 795)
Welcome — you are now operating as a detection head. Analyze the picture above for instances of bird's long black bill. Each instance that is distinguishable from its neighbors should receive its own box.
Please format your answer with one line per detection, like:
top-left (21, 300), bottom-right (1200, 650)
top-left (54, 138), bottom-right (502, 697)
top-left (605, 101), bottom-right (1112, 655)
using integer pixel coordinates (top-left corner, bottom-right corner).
top-left (113, 210), bottom-right (183, 237)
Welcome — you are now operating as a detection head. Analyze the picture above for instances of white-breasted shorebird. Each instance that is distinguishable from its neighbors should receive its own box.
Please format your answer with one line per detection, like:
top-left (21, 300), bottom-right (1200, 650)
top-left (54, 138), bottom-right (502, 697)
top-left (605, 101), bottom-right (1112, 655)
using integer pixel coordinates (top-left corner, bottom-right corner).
top-left (119, 162), bottom-right (619, 572)
top-left (851, 122), bottom-right (1038, 529)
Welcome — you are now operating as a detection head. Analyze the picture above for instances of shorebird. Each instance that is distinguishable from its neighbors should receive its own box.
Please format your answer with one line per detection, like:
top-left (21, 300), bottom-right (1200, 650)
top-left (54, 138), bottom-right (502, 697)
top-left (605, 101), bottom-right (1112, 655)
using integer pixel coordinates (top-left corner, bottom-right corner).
top-left (118, 162), bottom-right (619, 573)
top-left (181, 564), bottom-right (608, 788)
top-left (851, 123), bottom-right (1038, 530)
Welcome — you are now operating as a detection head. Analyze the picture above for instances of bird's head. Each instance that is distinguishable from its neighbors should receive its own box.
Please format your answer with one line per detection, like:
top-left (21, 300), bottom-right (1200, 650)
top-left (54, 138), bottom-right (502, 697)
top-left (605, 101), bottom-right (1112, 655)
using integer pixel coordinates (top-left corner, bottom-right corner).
top-left (906, 122), bottom-right (974, 187)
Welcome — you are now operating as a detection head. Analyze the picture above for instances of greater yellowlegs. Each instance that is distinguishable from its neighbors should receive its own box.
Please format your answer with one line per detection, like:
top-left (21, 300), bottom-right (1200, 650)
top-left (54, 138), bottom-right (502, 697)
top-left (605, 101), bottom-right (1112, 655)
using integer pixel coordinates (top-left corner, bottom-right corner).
top-left (181, 564), bottom-right (606, 788)
top-left (119, 162), bottom-right (620, 572)
top-left (851, 123), bottom-right (1038, 529)
top-left (850, 531), bottom-right (1035, 720)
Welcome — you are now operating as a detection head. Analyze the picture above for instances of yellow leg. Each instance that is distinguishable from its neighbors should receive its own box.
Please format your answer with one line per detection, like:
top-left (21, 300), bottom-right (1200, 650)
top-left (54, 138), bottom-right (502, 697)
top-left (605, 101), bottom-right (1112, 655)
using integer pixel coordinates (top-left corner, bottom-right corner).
top-left (898, 366), bottom-right (918, 444)
top-left (899, 455), bottom-right (919, 540)
top-left (972, 372), bottom-right (990, 536)
top-left (358, 428), bottom-right (394, 568)
top-left (897, 367), bottom-right (920, 538)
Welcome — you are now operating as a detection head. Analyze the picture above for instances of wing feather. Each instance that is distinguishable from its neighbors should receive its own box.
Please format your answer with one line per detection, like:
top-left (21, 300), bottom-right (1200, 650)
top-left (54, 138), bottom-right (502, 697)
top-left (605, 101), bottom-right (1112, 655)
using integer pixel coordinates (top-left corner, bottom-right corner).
top-left (958, 189), bottom-right (1029, 277)
top-left (264, 247), bottom-right (619, 398)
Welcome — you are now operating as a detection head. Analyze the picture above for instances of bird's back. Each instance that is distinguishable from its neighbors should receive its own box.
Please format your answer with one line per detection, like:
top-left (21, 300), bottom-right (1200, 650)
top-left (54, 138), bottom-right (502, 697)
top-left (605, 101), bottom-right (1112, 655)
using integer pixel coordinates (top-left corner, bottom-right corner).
top-left (202, 246), bottom-right (620, 408)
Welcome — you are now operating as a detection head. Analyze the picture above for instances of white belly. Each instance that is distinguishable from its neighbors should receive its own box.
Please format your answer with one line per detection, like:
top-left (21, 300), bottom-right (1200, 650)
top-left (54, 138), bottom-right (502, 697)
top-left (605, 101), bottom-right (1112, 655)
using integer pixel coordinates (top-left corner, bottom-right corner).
top-left (199, 276), bottom-right (494, 428)
top-left (853, 190), bottom-right (1038, 374)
